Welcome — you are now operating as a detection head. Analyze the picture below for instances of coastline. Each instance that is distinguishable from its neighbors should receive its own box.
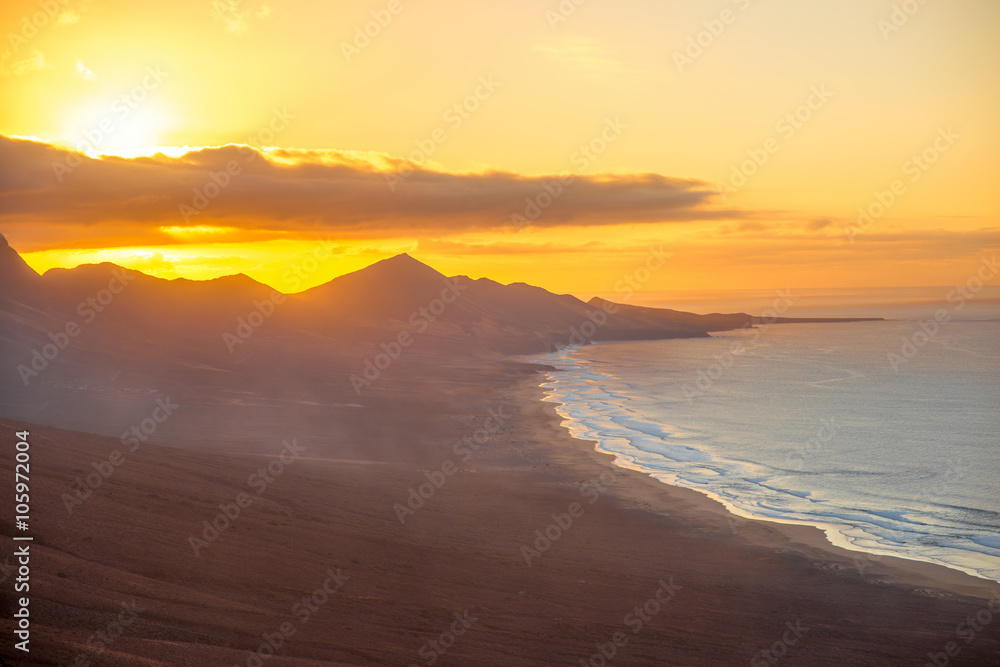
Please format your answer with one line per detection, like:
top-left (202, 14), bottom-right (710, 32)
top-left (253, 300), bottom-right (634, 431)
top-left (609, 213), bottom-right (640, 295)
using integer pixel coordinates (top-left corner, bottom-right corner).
top-left (521, 358), bottom-right (999, 601)
top-left (4, 349), bottom-right (1000, 665)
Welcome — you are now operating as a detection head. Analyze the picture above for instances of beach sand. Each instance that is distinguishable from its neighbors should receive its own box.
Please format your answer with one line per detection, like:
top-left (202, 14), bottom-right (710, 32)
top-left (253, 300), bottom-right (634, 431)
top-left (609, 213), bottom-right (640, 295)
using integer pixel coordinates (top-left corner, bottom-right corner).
top-left (1, 359), bottom-right (998, 666)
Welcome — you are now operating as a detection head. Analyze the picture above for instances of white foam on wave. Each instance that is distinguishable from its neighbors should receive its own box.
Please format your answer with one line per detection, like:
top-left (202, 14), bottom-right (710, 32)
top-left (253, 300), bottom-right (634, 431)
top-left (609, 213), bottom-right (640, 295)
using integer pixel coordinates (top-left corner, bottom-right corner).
top-left (532, 344), bottom-right (1000, 583)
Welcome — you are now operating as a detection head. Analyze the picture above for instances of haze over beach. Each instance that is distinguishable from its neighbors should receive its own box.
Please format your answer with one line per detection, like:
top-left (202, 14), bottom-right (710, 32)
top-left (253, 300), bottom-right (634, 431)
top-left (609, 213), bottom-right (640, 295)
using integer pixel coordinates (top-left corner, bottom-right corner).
top-left (1, 1), bottom-right (999, 665)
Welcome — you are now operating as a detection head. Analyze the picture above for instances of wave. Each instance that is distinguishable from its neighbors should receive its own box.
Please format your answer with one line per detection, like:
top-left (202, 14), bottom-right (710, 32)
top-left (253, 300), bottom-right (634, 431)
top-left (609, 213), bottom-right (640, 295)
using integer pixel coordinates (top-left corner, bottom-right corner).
top-left (534, 346), bottom-right (1000, 583)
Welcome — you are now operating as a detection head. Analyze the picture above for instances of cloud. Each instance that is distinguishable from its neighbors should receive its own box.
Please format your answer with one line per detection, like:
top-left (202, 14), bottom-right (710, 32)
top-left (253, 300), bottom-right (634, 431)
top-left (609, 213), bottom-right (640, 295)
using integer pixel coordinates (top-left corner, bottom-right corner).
top-left (0, 3), bottom-right (88, 76)
top-left (55, 0), bottom-right (92, 26)
top-left (416, 239), bottom-right (604, 256)
top-left (211, 0), bottom-right (271, 34)
top-left (671, 224), bottom-right (1000, 270)
top-left (0, 135), bottom-right (734, 245)
top-left (1, 50), bottom-right (51, 77)
top-left (734, 221), bottom-right (768, 233)
top-left (533, 37), bottom-right (622, 72)
top-left (57, 11), bottom-right (81, 26)
top-left (75, 60), bottom-right (96, 79)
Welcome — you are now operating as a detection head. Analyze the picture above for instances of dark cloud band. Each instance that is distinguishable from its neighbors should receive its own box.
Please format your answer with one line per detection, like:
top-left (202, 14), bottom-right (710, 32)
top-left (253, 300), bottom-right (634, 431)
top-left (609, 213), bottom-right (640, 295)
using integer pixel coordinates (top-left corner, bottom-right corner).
top-left (0, 135), bottom-right (733, 241)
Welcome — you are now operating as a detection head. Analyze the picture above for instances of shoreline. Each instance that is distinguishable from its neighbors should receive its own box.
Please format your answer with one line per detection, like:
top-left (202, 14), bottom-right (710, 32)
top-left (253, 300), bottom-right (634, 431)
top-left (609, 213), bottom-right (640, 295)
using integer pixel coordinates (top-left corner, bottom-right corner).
top-left (520, 358), bottom-right (1000, 601)
top-left (5, 350), bottom-right (1000, 664)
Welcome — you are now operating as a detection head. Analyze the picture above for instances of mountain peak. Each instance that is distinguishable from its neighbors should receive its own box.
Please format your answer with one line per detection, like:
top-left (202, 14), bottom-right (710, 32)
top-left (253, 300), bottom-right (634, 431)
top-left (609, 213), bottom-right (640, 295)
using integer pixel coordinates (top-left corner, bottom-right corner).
top-left (371, 252), bottom-right (439, 272)
top-left (172, 272), bottom-right (270, 289)
top-left (295, 252), bottom-right (451, 322)
top-left (0, 232), bottom-right (43, 300)
top-left (306, 253), bottom-right (445, 294)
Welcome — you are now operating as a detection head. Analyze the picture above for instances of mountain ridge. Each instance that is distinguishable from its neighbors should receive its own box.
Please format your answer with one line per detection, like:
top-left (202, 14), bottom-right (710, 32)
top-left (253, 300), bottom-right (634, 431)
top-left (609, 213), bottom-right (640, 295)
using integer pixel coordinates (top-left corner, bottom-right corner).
top-left (0, 235), bottom-right (884, 447)
top-left (0, 238), bottom-right (883, 356)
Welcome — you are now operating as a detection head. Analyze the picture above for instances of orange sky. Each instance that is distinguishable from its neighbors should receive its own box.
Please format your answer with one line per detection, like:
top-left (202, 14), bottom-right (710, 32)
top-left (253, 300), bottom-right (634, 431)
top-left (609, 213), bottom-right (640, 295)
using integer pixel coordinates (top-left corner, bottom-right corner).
top-left (1, 0), bottom-right (997, 295)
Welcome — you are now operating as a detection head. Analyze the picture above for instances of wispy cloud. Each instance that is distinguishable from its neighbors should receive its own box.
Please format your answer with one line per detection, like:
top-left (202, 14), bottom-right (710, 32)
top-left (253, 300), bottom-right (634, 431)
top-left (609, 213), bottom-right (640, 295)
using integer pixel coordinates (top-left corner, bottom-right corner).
top-left (211, 0), bottom-right (271, 34)
top-left (805, 218), bottom-right (832, 232)
top-left (75, 60), bottom-right (96, 79)
top-left (533, 36), bottom-right (623, 72)
top-left (56, 10), bottom-right (81, 26)
top-left (55, 0), bottom-right (92, 26)
top-left (1, 50), bottom-right (51, 77)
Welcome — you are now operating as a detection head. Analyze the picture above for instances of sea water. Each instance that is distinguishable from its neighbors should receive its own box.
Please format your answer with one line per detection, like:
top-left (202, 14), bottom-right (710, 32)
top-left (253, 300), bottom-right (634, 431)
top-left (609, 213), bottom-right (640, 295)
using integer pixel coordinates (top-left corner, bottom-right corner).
top-left (535, 317), bottom-right (1000, 581)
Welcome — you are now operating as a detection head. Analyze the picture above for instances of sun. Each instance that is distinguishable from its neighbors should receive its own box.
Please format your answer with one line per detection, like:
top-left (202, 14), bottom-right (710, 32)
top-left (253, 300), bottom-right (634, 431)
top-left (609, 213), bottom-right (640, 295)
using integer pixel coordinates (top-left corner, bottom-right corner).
top-left (59, 100), bottom-right (172, 158)
top-left (101, 106), bottom-right (171, 157)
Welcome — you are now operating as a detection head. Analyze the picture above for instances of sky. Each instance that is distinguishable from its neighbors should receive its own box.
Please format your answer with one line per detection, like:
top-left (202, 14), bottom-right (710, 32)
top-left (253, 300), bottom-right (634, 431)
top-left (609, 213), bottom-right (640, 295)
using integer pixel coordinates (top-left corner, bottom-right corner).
top-left (1, 0), bottom-right (998, 296)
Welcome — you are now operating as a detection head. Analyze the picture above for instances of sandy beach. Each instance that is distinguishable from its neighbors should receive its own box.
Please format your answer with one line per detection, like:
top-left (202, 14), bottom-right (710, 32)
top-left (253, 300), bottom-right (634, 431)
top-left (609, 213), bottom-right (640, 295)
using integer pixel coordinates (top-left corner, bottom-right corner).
top-left (3, 355), bottom-right (998, 666)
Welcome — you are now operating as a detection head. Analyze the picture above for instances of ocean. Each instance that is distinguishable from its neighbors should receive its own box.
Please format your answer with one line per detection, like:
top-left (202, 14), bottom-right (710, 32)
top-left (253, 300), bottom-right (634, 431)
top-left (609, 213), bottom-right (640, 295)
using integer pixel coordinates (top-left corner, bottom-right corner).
top-left (534, 305), bottom-right (1000, 582)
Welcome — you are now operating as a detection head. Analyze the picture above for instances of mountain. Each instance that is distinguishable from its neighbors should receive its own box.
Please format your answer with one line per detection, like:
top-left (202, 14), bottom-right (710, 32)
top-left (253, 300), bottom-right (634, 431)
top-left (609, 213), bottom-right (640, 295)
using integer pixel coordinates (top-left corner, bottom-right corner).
top-left (295, 252), bottom-right (455, 323)
top-left (0, 238), bottom-right (883, 351)
top-left (0, 237), bottom-right (884, 448)
top-left (0, 232), bottom-right (43, 302)
top-left (32, 261), bottom-right (281, 344)
top-left (290, 253), bottom-right (719, 352)
top-left (0, 239), bottom-right (884, 357)
top-left (587, 297), bottom-right (884, 332)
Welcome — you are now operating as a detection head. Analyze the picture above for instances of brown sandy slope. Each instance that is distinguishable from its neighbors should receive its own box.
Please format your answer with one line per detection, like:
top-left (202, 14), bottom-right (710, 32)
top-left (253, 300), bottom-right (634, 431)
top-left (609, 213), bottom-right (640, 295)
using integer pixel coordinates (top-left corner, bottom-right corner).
top-left (1, 356), bottom-right (998, 666)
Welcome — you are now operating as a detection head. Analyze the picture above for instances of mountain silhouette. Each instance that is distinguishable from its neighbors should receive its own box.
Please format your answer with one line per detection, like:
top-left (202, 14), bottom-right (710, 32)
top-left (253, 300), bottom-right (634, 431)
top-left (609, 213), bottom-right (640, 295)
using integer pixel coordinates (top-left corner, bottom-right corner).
top-left (0, 236), bottom-right (882, 438)
top-left (0, 239), bottom-right (882, 355)
top-left (0, 232), bottom-right (43, 302)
